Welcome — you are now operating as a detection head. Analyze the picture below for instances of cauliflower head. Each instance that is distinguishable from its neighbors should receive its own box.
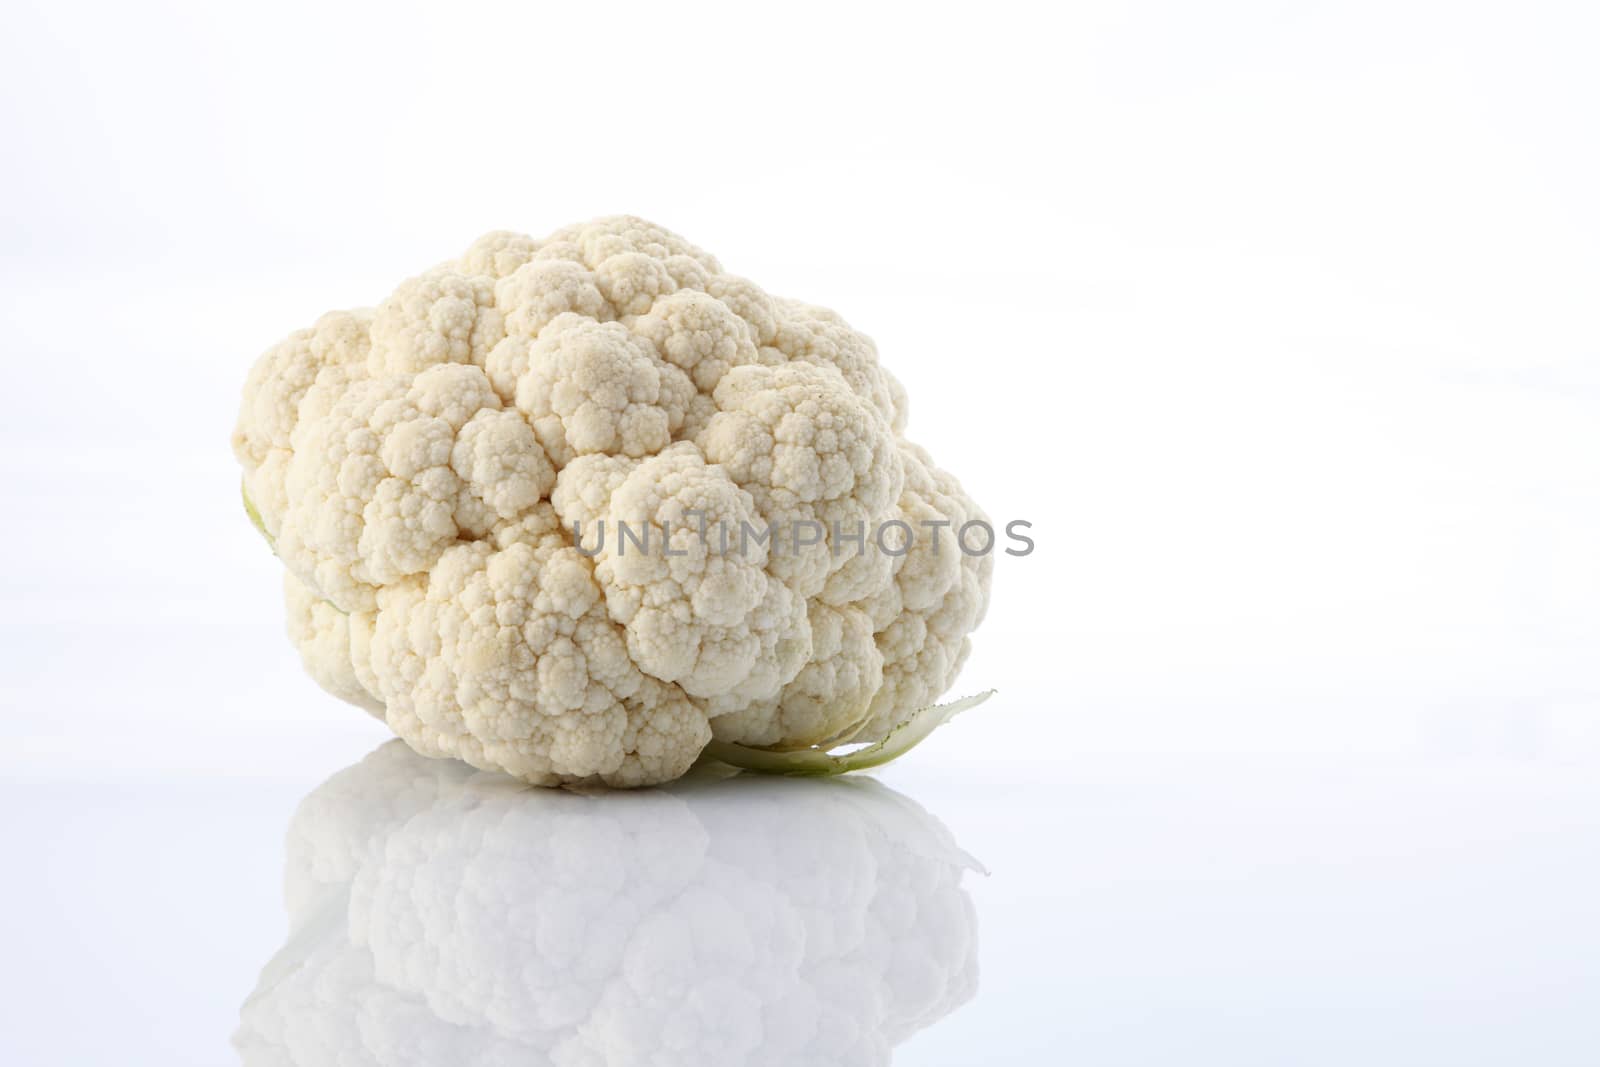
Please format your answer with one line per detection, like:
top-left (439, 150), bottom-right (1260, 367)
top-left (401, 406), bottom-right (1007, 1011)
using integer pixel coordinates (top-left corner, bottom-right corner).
top-left (234, 217), bottom-right (992, 786)
top-left (235, 741), bottom-right (981, 1067)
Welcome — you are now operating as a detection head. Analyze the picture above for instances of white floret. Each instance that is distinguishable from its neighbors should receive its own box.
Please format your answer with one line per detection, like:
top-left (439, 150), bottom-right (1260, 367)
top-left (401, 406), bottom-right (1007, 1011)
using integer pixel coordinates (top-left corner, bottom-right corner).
top-left (553, 444), bottom-right (811, 709)
top-left (696, 361), bottom-right (904, 600)
top-left (369, 269), bottom-right (504, 375)
top-left (282, 571), bottom-right (383, 718)
top-left (510, 314), bottom-right (694, 465)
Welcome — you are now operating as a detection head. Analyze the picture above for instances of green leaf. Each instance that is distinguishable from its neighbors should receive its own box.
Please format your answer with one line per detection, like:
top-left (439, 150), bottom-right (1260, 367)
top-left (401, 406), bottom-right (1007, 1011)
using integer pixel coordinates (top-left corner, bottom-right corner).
top-left (241, 480), bottom-right (346, 616)
top-left (242, 479), bottom-right (275, 550)
top-left (698, 690), bottom-right (995, 777)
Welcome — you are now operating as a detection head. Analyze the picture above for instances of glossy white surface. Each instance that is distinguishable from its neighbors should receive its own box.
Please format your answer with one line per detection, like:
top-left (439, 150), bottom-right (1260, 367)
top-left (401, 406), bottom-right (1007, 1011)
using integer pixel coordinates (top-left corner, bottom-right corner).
top-left (234, 746), bottom-right (979, 1065)
top-left (4, 743), bottom-right (1597, 1065)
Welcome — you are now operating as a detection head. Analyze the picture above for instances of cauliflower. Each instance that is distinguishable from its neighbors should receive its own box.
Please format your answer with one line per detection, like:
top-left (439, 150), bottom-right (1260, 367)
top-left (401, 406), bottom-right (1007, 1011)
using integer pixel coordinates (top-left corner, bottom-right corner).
top-left (235, 216), bottom-right (992, 786)
top-left (235, 741), bottom-right (982, 1066)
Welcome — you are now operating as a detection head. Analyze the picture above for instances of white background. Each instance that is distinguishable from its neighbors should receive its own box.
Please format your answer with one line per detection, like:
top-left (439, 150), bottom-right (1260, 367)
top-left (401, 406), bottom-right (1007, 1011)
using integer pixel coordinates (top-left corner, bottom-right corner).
top-left (1, 0), bottom-right (1596, 1063)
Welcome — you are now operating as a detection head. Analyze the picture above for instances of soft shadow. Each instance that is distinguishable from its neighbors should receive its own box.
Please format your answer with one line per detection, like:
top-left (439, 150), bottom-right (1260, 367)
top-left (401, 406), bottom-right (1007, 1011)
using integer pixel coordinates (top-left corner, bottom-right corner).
top-left (236, 741), bottom-right (982, 1065)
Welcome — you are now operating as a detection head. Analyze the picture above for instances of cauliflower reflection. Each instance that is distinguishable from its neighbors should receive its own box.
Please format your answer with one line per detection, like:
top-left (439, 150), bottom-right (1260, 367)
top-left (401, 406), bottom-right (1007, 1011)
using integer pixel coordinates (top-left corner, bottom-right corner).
top-left (236, 742), bottom-right (981, 1066)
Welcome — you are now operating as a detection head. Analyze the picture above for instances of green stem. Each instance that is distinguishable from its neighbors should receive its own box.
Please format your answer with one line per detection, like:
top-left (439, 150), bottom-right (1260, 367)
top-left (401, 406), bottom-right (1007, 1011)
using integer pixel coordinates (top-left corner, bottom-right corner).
top-left (699, 690), bottom-right (995, 777)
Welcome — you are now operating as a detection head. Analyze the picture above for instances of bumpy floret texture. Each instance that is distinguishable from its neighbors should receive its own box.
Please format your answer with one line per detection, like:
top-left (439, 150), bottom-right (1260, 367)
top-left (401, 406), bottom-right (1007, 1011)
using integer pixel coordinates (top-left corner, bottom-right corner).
top-left (235, 742), bottom-right (980, 1066)
top-left (237, 217), bottom-right (991, 786)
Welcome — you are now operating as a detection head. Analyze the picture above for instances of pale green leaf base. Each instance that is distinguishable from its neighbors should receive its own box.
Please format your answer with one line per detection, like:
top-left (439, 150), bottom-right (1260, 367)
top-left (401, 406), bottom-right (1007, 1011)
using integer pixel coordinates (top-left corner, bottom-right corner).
top-left (698, 690), bottom-right (995, 777)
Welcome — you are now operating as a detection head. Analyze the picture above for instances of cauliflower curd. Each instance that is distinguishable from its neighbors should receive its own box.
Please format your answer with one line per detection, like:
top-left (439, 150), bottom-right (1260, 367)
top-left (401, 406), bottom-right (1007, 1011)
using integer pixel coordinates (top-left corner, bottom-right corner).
top-left (234, 217), bottom-right (992, 786)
